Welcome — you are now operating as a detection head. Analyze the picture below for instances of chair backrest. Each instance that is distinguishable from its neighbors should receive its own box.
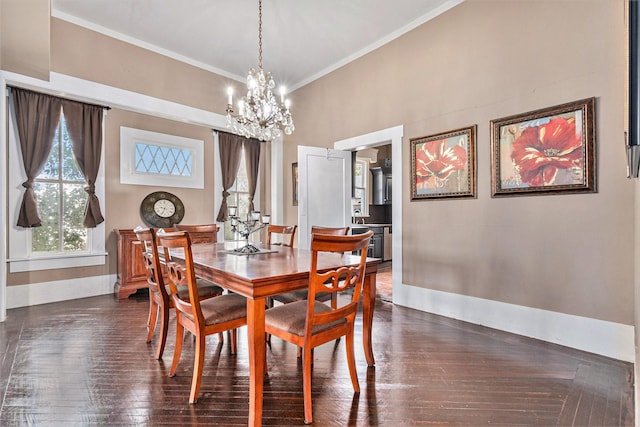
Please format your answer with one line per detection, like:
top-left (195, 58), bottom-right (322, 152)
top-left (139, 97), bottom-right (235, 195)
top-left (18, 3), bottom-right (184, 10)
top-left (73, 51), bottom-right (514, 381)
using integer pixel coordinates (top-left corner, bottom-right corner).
top-left (305, 230), bottom-right (373, 338)
top-left (267, 224), bottom-right (297, 247)
top-left (134, 227), bottom-right (168, 299)
top-left (310, 226), bottom-right (350, 236)
top-left (157, 231), bottom-right (205, 326)
top-left (175, 223), bottom-right (218, 244)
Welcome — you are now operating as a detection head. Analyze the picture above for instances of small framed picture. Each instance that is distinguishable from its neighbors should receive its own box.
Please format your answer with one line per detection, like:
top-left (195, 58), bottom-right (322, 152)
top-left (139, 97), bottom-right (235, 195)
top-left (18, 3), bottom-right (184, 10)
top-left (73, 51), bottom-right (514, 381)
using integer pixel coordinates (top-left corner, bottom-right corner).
top-left (490, 97), bottom-right (596, 197)
top-left (410, 125), bottom-right (476, 200)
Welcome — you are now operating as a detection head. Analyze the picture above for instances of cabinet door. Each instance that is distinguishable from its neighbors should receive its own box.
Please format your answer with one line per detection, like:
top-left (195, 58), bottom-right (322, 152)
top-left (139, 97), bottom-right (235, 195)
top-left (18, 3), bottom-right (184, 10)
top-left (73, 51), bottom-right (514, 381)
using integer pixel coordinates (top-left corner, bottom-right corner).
top-left (371, 234), bottom-right (383, 259)
top-left (127, 238), bottom-right (147, 283)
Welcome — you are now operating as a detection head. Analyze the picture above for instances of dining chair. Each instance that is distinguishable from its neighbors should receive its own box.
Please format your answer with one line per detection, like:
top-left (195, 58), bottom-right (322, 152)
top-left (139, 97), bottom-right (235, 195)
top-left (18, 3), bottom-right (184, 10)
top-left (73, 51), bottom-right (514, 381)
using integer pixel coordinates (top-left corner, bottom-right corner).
top-left (265, 230), bottom-right (373, 424)
top-left (157, 230), bottom-right (248, 404)
top-left (135, 227), bottom-right (224, 360)
top-left (175, 223), bottom-right (219, 244)
top-left (266, 224), bottom-right (297, 247)
top-left (270, 226), bottom-right (350, 309)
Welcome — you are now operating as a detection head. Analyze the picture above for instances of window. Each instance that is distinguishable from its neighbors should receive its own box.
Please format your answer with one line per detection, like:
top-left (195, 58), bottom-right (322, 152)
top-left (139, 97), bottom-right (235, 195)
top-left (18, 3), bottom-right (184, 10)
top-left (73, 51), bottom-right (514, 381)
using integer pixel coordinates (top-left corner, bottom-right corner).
top-left (223, 147), bottom-right (251, 241)
top-left (120, 127), bottom-right (204, 189)
top-left (353, 158), bottom-right (369, 216)
top-left (32, 115), bottom-right (88, 253)
top-left (8, 104), bottom-right (106, 272)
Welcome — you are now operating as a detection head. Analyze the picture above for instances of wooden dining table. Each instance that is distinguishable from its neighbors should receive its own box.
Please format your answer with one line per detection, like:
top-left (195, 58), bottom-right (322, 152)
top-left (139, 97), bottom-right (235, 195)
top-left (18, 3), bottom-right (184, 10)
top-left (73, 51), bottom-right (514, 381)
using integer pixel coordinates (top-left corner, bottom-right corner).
top-left (170, 241), bottom-right (380, 427)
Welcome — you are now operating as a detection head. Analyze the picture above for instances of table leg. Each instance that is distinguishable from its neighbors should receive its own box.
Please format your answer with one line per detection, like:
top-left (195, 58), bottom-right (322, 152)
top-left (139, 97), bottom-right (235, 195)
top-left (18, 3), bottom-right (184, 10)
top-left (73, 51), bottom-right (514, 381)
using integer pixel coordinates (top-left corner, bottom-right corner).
top-left (247, 297), bottom-right (266, 427)
top-left (363, 273), bottom-right (376, 366)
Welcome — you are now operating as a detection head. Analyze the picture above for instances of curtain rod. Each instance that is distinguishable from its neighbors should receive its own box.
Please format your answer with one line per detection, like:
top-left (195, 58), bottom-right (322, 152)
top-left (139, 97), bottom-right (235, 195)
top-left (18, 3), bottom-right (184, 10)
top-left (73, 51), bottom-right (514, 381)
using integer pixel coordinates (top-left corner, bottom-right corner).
top-left (7, 85), bottom-right (111, 111)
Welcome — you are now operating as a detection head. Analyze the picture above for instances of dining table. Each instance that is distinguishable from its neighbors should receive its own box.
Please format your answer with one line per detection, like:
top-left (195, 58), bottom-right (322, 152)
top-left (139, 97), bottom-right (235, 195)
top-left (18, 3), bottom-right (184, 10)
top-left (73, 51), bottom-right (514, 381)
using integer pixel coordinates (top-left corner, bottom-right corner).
top-left (169, 240), bottom-right (380, 427)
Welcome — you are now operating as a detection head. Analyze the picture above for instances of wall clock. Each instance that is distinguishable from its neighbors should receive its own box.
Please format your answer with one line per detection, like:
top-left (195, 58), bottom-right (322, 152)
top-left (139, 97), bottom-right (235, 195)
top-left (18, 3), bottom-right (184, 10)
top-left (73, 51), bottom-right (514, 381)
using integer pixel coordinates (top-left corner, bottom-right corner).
top-left (140, 191), bottom-right (185, 228)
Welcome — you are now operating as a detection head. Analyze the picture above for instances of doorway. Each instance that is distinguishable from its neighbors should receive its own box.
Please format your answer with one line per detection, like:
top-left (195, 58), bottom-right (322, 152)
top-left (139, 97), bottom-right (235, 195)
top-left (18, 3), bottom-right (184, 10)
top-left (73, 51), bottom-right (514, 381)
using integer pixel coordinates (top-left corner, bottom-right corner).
top-left (334, 125), bottom-right (403, 304)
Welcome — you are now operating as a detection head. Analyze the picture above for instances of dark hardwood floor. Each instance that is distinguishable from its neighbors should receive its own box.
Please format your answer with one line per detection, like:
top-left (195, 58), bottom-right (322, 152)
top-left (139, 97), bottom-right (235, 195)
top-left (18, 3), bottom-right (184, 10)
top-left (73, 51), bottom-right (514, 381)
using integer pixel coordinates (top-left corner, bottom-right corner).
top-left (0, 291), bottom-right (634, 426)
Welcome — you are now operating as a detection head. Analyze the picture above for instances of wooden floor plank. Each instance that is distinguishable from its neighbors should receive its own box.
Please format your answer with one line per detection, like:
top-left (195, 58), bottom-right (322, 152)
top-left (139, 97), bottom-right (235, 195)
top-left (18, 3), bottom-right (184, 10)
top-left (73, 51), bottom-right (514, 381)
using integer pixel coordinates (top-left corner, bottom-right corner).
top-left (0, 293), bottom-right (634, 426)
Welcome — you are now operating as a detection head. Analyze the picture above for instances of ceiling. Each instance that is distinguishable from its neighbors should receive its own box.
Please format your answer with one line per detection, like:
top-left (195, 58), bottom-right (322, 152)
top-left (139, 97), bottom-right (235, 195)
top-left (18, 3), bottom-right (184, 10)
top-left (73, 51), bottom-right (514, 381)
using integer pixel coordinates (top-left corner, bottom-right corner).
top-left (52, 0), bottom-right (462, 91)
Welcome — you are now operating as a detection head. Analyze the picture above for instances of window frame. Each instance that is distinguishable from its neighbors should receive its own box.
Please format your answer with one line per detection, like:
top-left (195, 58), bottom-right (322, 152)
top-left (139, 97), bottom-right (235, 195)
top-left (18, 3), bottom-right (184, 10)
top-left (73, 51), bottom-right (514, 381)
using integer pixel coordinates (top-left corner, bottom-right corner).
top-left (7, 99), bottom-right (107, 273)
top-left (120, 126), bottom-right (204, 189)
top-left (353, 158), bottom-right (370, 217)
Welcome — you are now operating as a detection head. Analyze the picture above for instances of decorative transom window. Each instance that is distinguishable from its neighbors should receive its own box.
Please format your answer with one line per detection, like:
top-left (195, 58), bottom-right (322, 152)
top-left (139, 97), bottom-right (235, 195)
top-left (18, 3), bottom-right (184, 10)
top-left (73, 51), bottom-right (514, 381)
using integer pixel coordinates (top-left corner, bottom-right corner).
top-left (120, 127), bottom-right (204, 189)
top-left (135, 142), bottom-right (193, 176)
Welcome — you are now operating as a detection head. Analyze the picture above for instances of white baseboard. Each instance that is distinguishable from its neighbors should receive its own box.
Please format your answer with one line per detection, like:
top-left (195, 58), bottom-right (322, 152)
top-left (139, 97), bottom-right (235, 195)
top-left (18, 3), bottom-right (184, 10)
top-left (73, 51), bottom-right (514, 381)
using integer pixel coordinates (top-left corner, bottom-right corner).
top-left (7, 274), bottom-right (116, 309)
top-left (393, 282), bottom-right (635, 363)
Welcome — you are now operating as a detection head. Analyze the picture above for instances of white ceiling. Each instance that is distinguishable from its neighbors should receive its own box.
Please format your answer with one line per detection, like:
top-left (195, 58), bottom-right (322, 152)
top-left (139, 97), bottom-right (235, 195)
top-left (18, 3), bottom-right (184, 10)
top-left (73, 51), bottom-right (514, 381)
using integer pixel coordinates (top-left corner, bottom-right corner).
top-left (52, 0), bottom-right (462, 91)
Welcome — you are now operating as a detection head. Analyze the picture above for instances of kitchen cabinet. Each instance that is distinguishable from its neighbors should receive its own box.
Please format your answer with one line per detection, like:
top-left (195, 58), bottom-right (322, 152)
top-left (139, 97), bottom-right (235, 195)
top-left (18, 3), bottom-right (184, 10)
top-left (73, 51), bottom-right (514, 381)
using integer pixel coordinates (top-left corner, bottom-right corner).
top-left (352, 224), bottom-right (391, 261)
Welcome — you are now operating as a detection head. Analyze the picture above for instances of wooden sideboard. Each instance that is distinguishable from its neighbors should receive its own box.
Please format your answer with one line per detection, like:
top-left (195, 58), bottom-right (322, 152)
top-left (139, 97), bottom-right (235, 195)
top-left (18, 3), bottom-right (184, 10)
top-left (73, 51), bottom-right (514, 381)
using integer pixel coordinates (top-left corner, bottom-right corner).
top-left (114, 227), bottom-right (218, 298)
top-left (114, 229), bottom-right (148, 299)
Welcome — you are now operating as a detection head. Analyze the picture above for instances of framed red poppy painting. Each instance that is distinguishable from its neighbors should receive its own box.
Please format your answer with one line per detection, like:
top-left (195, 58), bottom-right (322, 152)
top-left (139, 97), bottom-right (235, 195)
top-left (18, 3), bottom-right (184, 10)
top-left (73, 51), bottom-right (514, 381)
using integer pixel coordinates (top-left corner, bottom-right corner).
top-left (490, 98), bottom-right (596, 197)
top-left (410, 125), bottom-right (477, 200)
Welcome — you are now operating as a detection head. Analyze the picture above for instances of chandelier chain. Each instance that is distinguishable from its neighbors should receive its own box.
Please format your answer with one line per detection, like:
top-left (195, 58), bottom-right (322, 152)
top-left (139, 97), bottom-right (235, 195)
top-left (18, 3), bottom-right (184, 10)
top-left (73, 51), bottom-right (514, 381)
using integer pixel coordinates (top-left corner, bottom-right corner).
top-left (258, 0), bottom-right (263, 70)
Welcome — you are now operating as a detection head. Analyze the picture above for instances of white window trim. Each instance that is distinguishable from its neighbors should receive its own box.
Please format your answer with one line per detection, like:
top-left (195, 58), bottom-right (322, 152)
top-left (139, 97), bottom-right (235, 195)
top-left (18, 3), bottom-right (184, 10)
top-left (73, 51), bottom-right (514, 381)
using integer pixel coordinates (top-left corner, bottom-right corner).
top-left (120, 126), bottom-right (204, 189)
top-left (7, 97), bottom-right (107, 273)
top-left (353, 158), bottom-right (370, 217)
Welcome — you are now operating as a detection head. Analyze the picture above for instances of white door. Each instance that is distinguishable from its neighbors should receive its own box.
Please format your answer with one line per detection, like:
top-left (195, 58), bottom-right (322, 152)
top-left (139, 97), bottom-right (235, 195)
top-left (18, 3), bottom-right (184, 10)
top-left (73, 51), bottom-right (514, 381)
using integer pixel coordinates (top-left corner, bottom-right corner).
top-left (297, 145), bottom-right (351, 249)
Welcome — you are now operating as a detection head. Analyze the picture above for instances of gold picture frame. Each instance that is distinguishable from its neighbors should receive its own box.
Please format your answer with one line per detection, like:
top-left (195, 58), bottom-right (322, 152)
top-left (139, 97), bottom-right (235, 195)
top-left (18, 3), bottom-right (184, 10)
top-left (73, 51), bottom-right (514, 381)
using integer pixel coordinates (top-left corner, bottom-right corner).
top-left (490, 97), bottom-right (596, 197)
top-left (410, 125), bottom-right (477, 200)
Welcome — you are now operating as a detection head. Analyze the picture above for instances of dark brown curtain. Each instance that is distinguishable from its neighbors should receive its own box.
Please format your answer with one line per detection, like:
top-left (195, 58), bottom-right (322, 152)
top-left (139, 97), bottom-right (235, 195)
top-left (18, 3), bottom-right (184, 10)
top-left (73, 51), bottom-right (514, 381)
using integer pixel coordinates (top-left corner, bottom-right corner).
top-left (216, 132), bottom-right (244, 222)
top-left (244, 138), bottom-right (261, 212)
top-left (61, 100), bottom-right (105, 227)
top-left (12, 88), bottom-right (63, 227)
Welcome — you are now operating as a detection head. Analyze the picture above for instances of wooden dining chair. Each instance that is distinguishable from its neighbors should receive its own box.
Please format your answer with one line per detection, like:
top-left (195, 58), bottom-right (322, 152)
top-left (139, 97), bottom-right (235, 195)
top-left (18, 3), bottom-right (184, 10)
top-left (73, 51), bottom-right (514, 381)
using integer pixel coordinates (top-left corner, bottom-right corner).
top-left (265, 230), bottom-right (373, 424)
top-left (270, 226), bottom-right (350, 309)
top-left (157, 230), bottom-right (248, 404)
top-left (175, 223), bottom-right (219, 244)
top-left (266, 224), bottom-right (297, 247)
top-left (135, 227), bottom-right (224, 360)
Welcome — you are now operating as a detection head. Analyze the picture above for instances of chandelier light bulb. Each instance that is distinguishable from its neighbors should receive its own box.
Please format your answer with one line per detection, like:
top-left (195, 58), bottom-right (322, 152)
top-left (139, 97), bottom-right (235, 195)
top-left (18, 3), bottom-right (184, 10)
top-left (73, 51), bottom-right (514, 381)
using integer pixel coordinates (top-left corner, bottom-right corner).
top-left (227, 87), bottom-right (233, 105)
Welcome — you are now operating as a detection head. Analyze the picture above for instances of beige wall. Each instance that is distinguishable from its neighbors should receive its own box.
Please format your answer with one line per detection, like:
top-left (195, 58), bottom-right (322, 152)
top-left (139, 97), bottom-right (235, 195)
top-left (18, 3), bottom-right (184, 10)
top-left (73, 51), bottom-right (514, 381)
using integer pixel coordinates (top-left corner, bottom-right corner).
top-left (0, 0), bottom-right (50, 80)
top-left (51, 18), bottom-right (232, 116)
top-left (287, 0), bottom-right (632, 325)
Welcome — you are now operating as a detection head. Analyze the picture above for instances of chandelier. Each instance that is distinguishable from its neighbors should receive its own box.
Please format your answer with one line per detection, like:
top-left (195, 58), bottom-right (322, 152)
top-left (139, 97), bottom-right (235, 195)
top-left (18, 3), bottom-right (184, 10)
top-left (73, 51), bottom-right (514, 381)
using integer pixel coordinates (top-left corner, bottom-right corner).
top-left (226, 0), bottom-right (295, 142)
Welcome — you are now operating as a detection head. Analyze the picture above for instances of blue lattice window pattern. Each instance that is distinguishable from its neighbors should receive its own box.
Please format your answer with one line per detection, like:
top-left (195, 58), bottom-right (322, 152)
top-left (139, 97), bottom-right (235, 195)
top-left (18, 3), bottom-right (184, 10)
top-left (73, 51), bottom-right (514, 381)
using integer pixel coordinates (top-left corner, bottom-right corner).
top-left (134, 143), bottom-right (193, 176)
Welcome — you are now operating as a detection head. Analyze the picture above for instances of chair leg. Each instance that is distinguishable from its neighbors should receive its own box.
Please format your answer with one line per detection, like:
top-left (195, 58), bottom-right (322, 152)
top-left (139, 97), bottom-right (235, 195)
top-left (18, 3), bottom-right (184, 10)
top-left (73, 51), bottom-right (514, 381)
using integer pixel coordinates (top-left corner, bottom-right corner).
top-left (330, 293), bottom-right (337, 310)
top-left (155, 304), bottom-right (170, 360)
top-left (189, 331), bottom-right (206, 404)
top-left (265, 298), bottom-right (273, 345)
top-left (345, 329), bottom-right (360, 393)
top-left (218, 332), bottom-right (224, 342)
top-left (231, 329), bottom-right (237, 354)
top-left (169, 319), bottom-right (185, 377)
top-left (147, 300), bottom-right (159, 343)
top-left (302, 345), bottom-right (314, 424)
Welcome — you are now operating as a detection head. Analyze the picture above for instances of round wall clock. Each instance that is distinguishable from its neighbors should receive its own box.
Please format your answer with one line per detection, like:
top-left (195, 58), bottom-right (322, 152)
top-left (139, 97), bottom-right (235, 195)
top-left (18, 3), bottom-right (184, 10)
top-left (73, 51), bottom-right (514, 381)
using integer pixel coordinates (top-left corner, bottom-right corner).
top-left (140, 191), bottom-right (185, 228)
